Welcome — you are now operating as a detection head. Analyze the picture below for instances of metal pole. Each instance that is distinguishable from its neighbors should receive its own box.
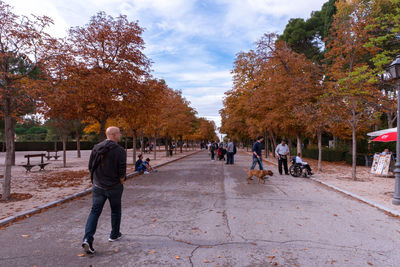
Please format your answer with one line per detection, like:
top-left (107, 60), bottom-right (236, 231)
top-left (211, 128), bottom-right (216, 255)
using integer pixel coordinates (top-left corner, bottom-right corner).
top-left (393, 79), bottom-right (400, 205)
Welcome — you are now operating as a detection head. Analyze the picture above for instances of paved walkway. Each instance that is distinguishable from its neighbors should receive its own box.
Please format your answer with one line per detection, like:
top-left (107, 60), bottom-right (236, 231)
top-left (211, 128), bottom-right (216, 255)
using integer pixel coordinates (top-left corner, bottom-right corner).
top-left (0, 152), bottom-right (399, 266)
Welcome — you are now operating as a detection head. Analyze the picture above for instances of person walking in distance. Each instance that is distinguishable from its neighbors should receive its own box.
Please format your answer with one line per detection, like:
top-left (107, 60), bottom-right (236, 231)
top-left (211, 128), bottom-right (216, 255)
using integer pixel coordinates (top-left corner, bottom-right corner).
top-left (210, 140), bottom-right (216, 161)
top-left (82, 126), bottom-right (127, 254)
top-left (226, 138), bottom-right (234, 164)
top-left (250, 136), bottom-right (264, 170)
top-left (275, 140), bottom-right (290, 175)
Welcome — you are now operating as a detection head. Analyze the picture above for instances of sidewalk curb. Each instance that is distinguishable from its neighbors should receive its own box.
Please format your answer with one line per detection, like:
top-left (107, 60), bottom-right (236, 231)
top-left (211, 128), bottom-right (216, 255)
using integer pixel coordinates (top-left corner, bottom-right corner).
top-left (244, 151), bottom-right (400, 218)
top-left (310, 177), bottom-right (400, 217)
top-left (0, 150), bottom-right (201, 228)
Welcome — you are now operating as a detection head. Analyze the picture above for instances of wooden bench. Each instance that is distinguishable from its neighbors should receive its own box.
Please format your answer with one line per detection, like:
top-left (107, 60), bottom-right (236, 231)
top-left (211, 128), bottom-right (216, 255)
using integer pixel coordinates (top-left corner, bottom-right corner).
top-left (45, 150), bottom-right (60, 160)
top-left (21, 153), bottom-right (50, 172)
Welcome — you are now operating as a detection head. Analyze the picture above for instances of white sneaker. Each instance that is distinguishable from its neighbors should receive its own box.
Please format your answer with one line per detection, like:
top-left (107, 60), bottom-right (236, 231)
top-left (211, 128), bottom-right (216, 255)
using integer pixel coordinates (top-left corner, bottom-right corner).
top-left (144, 171), bottom-right (150, 174)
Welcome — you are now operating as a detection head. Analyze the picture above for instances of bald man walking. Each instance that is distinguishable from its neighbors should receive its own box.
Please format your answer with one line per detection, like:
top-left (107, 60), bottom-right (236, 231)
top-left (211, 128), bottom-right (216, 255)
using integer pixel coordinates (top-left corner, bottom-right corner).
top-left (82, 126), bottom-right (127, 254)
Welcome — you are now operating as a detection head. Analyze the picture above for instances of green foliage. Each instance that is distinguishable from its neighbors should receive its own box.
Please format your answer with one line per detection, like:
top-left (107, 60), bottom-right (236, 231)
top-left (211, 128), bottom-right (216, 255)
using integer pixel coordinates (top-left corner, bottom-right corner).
top-left (279, 0), bottom-right (338, 62)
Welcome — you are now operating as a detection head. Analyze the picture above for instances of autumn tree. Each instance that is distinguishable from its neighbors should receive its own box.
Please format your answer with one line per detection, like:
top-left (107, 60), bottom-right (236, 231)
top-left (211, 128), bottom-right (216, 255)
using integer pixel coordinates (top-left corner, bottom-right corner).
top-left (324, 0), bottom-right (383, 180)
top-left (67, 12), bottom-right (150, 140)
top-left (0, 1), bottom-right (54, 200)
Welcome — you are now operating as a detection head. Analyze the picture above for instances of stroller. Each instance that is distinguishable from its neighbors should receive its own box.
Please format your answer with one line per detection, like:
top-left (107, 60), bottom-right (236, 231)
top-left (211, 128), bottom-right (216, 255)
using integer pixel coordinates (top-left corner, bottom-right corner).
top-left (217, 147), bottom-right (226, 160)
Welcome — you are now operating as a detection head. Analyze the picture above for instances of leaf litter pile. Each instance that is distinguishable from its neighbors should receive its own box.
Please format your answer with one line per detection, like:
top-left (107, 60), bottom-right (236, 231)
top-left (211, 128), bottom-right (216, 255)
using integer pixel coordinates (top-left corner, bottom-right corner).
top-left (0, 193), bottom-right (32, 203)
top-left (32, 170), bottom-right (90, 189)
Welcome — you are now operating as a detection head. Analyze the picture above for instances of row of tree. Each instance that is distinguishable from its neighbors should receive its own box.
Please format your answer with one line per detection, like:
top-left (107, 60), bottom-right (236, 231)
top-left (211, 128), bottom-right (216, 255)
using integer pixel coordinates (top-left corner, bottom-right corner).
top-left (220, 0), bottom-right (400, 180)
top-left (0, 1), bottom-right (217, 200)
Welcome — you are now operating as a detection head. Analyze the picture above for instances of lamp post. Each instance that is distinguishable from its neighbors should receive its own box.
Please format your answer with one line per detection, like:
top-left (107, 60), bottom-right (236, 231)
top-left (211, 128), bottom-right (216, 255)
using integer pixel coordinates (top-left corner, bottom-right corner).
top-left (388, 55), bottom-right (400, 205)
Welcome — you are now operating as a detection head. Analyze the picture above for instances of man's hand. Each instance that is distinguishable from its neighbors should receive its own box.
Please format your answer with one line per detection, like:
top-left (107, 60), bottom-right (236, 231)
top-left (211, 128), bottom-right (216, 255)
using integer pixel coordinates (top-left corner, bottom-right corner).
top-left (120, 177), bottom-right (125, 184)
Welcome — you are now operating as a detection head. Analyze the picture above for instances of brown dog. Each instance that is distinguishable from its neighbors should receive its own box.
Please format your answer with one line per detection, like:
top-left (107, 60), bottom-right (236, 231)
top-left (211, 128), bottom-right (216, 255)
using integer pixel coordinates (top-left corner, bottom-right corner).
top-left (246, 169), bottom-right (274, 184)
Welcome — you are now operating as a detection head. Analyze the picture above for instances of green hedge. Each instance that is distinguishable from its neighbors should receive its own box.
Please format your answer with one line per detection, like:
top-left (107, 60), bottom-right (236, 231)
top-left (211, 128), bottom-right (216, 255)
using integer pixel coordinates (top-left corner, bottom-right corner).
top-left (345, 153), bottom-right (369, 166)
top-left (13, 141), bottom-right (134, 151)
top-left (301, 148), bottom-right (347, 162)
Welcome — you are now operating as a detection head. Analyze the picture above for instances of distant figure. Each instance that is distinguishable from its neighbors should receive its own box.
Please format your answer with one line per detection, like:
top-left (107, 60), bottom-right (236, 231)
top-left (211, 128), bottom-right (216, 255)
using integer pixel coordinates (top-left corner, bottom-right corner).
top-left (135, 154), bottom-right (145, 173)
top-left (210, 140), bottom-right (217, 161)
top-left (83, 126), bottom-right (126, 254)
top-left (143, 158), bottom-right (157, 173)
top-left (295, 153), bottom-right (313, 176)
top-left (226, 138), bottom-right (235, 164)
top-left (250, 136), bottom-right (264, 170)
top-left (168, 143), bottom-right (173, 156)
top-left (381, 148), bottom-right (390, 155)
top-left (275, 140), bottom-right (290, 175)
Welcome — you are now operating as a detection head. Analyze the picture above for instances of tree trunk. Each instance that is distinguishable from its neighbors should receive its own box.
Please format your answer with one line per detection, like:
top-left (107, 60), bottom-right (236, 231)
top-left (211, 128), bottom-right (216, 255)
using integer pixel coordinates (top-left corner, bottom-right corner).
top-left (296, 132), bottom-right (302, 157)
top-left (76, 133), bottom-right (81, 158)
top-left (11, 118), bottom-right (15, 166)
top-left (264, 131), bottom-right (268, 158)
top-left (99, 119), bottom-right (107, 141)
top-left (352, 125), bottom-right (357, 181)
top-left (140, 132), bottom-right (144, 154)
top-left (288, 138), bottom-right (293, 153)
top-left (124, 135), bottom-right (128, 152)
top-left (333, 136), bottom-right (338, 149)
top-left (387, 111), bottom-right (396, 129)
top-left (180, 136), bottom-right (183, 153)
top-left (62, 134), bottom-right (67, 168)
top-left (270, 131), bottom-right (277, 157)
top-left (165, 137), bottom-right (169, 157)
top-left (186, 139), bottom-right (188, 151)
top-left (2, 105), bottom-right (13, 200)
top-left (153, 135), bottom-right (157, 160)
top-left (174, 138), bottom-right (177, 154)
top-left (246, 139), bottom-right (249, 152)
top-left (317, 129), bottom-right (322, 172)
top-left (132, 130), bottom-right (137, 165)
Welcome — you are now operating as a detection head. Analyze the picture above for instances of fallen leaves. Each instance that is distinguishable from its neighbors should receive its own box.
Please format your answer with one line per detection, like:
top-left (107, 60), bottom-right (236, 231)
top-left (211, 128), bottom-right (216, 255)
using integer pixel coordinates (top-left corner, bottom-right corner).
top-left (21, 234), bottom-right (30, 238)
top-left (175, 255), bottom-right (181, 260)
top-left (77, 253), bottom-right (85, 257)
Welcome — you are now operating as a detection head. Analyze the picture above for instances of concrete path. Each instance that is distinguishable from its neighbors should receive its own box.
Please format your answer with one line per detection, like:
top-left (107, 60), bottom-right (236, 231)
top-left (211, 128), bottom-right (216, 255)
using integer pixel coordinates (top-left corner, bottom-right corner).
top-left (0, 152), bottom-right (399, 266)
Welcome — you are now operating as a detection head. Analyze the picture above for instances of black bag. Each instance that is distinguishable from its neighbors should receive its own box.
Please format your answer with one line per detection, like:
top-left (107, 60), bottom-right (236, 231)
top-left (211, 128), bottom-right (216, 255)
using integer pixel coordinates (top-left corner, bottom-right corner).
top-left (233, 145), bottom-right (237, 154)
top-left (279, 154), bottom-right (287, 160)
top-left (89, 144), bottom-right (118, 183)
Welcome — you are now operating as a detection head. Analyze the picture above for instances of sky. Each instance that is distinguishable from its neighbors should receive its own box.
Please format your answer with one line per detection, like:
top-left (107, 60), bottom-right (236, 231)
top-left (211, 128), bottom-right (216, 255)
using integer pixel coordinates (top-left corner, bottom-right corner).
top-left (7, 0), bottom-right (327, 136)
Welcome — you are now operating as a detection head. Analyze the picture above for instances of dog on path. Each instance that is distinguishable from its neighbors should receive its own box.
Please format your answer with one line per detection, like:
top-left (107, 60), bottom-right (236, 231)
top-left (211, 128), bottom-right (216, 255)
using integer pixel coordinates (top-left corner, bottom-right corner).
top-left (246, 169), bottom-right (274, 184)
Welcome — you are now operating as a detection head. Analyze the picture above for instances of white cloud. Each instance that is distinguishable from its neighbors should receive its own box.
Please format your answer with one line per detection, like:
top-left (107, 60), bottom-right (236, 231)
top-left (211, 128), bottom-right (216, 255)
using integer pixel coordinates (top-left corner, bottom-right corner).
top-left (5, 0), bottom-right (327, 134)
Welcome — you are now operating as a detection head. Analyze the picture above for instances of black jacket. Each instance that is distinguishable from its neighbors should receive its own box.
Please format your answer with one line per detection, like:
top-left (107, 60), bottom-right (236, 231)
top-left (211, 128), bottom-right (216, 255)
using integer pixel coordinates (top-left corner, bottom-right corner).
top-left (89, 140), bottom-right (126, 189)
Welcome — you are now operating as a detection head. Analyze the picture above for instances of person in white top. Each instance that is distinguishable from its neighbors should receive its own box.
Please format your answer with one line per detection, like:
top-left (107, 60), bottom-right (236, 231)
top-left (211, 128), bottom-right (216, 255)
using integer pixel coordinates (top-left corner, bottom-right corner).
top-left (275, 140), bottom-right (290, 175)
top-left (295, 153), bottom-right (313, 175)
top-left (381, 148), bottom-right (389, 155)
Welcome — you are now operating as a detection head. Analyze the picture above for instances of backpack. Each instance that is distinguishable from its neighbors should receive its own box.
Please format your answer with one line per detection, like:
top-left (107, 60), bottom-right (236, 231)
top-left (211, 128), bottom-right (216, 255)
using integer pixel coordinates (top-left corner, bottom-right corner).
top-left (89, 143), bottom-right (118, 183)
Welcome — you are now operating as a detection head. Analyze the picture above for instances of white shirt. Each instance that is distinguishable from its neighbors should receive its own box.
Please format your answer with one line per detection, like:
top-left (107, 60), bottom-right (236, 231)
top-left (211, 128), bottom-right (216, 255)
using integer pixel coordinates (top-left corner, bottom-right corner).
top-left (275, 144), bottom-right (290, 156)
top-left (295, 156), bottom-right (307, 165)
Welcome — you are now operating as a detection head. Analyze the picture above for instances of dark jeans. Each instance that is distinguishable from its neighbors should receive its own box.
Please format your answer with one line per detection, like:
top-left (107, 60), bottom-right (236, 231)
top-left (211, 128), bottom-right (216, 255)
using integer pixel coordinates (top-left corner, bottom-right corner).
top-left (226, 152), bottom-right (234, 164)
top-left (250, 156), bottom-right (264, 170)
top-left (278, 158), bottom-right (288, 175)
top-left (211, 150), bottom-right (215, 160)
top-left (84, 184), bottom-right (124, 241)
top-left (303, 164), bottom-right (312, 174)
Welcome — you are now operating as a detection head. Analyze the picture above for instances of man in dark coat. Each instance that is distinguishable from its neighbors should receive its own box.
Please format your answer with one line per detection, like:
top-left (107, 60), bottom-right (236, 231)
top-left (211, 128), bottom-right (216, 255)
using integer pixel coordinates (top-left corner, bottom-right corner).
top-left (82, 126), bottom-right (126, 254)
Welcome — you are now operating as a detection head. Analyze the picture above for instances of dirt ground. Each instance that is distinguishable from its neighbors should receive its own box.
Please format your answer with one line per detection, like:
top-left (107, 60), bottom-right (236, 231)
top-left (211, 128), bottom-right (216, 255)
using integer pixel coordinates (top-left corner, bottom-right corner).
top-left (0, 147), bottom-right (199, 220)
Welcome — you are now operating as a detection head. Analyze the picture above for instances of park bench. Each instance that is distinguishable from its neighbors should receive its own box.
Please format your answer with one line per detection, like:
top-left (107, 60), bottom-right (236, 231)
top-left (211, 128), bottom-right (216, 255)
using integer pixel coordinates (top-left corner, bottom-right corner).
top-left (45, 150), bottom-right (60, 160)
top-left (21, 153), bottom-right (50, 172)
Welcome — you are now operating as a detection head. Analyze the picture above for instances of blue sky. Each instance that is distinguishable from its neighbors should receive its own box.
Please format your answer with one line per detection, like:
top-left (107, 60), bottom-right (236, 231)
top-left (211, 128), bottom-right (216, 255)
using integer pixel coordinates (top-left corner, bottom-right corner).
top-left (8, 0), bottom-right (327, 134)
